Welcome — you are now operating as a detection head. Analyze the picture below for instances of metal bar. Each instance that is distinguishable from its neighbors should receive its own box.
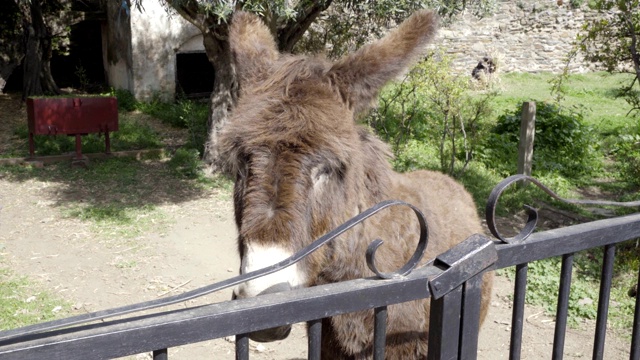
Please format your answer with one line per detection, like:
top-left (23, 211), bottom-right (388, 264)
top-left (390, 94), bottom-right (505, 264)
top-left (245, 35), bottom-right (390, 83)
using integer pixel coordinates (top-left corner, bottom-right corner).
top-left (29, 132), bottom-right (35, 158)
top-left (0, 265), bottom-right (438, 360)
top-left (509, 263), bottom-right (528, 360)
top-left (74, 134), bottom-right (82, 160)
top-left (105, 130), bottom-right (111, 154)
top-left (458, 273), bottom-right (484, 360)
top-left (153, 348), bottom-right (168, 360)
top-left (236, 334), bottom-right (249, 360)
top-left (496, 213), bottom-right (640, 269)
top-left (630, 264), bottom-right (640, 360)
top-left (427, 286), bottom-right (463, 360)
top-left (429, 234), bottom-right (497, 299)
top-left (373, 306), bottom-right (387, 360)
top-left (552, 253), bottom-right (574, 360)
top-left (593, 244), bottom-right (616, 360)
top-left (308, 319), bottom-right (322, 360)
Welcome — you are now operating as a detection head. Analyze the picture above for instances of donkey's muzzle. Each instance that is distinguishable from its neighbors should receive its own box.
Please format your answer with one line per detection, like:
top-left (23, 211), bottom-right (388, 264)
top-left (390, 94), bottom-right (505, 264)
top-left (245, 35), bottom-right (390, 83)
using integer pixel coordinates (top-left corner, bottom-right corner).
top-left (236, 282), bottom-right (293, 342)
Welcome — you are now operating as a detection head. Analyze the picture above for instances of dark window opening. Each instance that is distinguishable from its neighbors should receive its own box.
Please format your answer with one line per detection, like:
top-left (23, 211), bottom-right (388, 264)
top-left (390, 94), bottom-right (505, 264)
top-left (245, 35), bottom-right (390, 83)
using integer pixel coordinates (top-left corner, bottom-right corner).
top-left (176, 52), bottom-right (215, 99)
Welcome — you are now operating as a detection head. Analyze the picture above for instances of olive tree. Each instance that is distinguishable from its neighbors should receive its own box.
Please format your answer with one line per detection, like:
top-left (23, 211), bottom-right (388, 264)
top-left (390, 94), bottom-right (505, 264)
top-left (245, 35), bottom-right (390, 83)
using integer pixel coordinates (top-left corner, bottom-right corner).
top-left (163, 0), bottom-right (495, 171)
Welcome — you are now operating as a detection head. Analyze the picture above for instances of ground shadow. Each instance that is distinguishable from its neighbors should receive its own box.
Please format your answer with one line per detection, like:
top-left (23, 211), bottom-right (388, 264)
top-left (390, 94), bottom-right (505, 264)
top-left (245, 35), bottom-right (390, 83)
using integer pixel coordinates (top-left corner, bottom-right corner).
top-left (0, 156), bottom-right (232, 220)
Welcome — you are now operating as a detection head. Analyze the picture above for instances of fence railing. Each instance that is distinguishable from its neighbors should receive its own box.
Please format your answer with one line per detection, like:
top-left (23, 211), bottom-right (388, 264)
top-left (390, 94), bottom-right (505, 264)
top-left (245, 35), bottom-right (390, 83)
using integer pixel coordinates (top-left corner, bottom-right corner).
top-left (1, 176), bottom-right (639, 359)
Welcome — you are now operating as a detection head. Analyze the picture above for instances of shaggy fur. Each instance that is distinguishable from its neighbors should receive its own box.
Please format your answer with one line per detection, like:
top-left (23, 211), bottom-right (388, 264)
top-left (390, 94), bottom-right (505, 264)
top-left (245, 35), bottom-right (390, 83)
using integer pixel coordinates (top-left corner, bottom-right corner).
top-left (219, 10), bottom-right (493, 359)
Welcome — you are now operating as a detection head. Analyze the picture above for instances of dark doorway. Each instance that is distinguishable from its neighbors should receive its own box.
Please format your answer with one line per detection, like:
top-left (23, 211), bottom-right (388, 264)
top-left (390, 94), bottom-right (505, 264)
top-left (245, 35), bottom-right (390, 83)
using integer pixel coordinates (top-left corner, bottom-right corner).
top-left (50, 20), bottom-right (106, 92)
top-left (176, 52), bottom-right (215, 99)
top-left (4, 20), bottom-right (107, 93)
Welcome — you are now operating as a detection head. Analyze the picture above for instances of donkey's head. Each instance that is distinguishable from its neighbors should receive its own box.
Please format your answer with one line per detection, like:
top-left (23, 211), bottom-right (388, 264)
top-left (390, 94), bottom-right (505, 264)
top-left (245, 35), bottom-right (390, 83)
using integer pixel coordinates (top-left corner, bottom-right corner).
top-left (218, 10), bottom-right (437, 341)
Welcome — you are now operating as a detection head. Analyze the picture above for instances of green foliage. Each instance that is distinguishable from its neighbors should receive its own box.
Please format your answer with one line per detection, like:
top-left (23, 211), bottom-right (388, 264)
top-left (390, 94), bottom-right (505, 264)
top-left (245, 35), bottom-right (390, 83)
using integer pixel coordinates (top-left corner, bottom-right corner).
top-left (480, 102), bottom-right (602, 178)
top-left (168, 148), bottom-right (202, 178)
top-left (136, 97), bottom-right (209, 153)
top-left (368, 49), bottom-right (496, 177)
top-left (14, 115), bottom-right (162, 156)
top-left (569, 0), bottom-right (586, 8)
top-left (576, 0), bottom-right (640, 116)
top-left (296, 0), bottom-right (497, 57)
top-left (501, 243), bottom-right (639, 330)
top-left (612, 126), bottom-right (640, 186)
top-left (112, 89), bottom-right (137, 112)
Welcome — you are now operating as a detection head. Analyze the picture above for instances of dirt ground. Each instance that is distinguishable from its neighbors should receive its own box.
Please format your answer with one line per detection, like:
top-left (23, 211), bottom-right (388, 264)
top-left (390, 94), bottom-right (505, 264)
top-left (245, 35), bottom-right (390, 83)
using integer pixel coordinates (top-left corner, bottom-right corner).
top-left (0, 93), bottom-right (633, 359)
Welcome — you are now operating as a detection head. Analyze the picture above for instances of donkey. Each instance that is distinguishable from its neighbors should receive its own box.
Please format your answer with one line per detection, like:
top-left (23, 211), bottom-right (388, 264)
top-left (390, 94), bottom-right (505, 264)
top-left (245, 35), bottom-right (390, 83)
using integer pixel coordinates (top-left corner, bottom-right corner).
top-left (218, 10), bottom-right (493, 359)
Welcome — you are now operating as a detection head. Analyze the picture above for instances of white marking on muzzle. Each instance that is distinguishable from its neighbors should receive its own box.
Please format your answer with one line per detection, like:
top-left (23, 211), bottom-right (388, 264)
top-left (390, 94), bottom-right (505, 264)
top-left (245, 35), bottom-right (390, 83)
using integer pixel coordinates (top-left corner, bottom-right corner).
top-left (236, 243), bottom-right (306, 298)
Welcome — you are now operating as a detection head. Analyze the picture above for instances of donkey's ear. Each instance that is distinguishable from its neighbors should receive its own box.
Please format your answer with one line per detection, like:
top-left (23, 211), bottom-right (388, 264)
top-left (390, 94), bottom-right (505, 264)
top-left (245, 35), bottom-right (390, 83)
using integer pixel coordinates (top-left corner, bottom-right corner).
top-left (229, 11), bottom-right (279, 87)
top-left (327, 10), bottom-right (438, 115)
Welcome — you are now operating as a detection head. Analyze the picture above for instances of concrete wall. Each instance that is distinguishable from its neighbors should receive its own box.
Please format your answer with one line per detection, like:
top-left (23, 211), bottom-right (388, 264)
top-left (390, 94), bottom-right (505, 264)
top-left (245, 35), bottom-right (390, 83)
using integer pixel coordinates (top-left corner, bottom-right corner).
top-left (129, 2), bottom-right (203, 101)
top-left (438, 0), bottom-right (601, 75)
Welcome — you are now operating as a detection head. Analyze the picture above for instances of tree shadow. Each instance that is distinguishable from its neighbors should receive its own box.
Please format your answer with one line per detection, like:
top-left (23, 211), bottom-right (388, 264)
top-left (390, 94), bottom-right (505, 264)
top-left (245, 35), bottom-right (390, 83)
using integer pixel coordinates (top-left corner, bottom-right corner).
top-left (0, 156), bottom-right (232, 222)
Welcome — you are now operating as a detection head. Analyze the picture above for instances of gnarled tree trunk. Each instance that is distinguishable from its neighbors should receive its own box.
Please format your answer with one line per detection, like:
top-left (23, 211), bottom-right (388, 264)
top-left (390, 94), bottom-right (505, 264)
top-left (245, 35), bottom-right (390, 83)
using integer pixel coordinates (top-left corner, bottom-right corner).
top-left (169, 1), bottom-right (334, 172)
top-left (201, 29), bottom-right (237, 172)
top-left (22, 0), bottom-right (60, 99)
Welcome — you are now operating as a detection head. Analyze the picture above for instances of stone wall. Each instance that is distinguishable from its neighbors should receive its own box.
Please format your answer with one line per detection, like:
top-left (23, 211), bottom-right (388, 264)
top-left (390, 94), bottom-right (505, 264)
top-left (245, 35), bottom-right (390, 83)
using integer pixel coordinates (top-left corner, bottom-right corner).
top-left (438, 0), bottom-right (601, 75)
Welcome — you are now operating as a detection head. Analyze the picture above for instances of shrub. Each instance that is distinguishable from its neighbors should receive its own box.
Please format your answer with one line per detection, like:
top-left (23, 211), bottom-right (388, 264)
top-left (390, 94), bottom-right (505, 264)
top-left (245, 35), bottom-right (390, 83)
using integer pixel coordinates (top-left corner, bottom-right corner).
top-left (480, 102), bottom-right (602, 179)
top-left (613, 132), bottom-right (640, 186)
top-left (136, 97), bottom-right (209, 154)
top-left (168, 148), bottom-right (201, 178)
top-left (367, 49), bottom-right (496, 177)
top-left (112, 89), bottom-right (137, 112)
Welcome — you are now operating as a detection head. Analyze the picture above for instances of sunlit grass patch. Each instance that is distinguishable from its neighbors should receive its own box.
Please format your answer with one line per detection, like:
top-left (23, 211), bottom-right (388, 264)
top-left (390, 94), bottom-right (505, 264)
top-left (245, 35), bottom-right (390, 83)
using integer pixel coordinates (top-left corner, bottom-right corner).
top-left (0, 268), bottom-right (69, 331)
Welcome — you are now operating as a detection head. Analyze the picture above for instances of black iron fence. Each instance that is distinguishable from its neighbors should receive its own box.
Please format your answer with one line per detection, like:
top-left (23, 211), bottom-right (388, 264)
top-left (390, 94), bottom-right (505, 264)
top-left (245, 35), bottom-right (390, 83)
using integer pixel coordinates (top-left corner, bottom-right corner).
top-left (1, 176), bottom-right (639, 359)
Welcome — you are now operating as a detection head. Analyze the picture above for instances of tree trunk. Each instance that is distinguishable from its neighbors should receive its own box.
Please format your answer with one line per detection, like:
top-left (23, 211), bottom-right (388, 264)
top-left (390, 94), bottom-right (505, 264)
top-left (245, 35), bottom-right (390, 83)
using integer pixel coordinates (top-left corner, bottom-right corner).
top-left (201, 31), bottom-right (238, 173)
top-left (170, 1), bottom-right (333, 172)
top-left (22, 0), bottom-right (59, 99)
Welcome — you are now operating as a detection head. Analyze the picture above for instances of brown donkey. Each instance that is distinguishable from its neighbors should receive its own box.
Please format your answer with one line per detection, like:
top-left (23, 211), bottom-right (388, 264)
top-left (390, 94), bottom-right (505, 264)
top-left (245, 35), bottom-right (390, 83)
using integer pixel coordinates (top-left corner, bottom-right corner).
top-left (218, 10), bottom-right (493, 359)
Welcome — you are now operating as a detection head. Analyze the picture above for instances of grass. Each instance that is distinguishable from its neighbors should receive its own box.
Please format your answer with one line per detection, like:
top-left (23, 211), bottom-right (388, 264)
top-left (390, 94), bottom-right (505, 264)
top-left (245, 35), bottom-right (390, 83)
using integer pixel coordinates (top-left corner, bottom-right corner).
top-left (0, 267), bottom-right (69, 331)
top-left (493, 72), bottom-right (637, 134)
top-left (479, 72), bottom-right (640, 331)
top-left (499, 241), bottom-right (639, 332)
top-left (11, 113), bottom-right (164, 158)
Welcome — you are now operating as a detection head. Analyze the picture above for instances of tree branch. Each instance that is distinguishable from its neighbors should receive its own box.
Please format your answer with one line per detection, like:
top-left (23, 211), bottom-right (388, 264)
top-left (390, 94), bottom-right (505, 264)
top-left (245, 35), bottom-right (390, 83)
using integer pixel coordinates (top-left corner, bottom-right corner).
top-left (277, 0), bottom-right (333, 52)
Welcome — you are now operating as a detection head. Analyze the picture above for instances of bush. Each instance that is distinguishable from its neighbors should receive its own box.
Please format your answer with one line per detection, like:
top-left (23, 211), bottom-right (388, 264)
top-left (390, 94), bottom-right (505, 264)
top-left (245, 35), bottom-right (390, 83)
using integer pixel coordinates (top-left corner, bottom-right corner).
top-left (112, 89), bottom-right (137, 112)
top-left (613, 132), bottom-right (640, 186)
top-left (367, 49), bottom-right (496, 177)
top-left (136, 97), bottom-right (209, 154)
top-left (168, 148), bottom-right (201, 178)
top-left (13, 116), bottom-right (162, 156)
top-left (480, 102), bottom-right (602, 179)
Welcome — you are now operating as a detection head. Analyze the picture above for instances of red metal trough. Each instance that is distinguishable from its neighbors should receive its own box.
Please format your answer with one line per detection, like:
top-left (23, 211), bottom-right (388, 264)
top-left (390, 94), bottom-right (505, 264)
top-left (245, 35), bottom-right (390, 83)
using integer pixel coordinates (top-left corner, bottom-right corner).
top-left (26, 96), bottom-right (118, 162)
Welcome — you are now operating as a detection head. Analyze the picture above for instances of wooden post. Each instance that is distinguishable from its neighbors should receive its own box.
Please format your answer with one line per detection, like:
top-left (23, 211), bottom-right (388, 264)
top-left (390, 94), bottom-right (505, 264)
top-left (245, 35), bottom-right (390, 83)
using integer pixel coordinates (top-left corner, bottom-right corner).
top-left (517, 102), bottom-right (536, 182)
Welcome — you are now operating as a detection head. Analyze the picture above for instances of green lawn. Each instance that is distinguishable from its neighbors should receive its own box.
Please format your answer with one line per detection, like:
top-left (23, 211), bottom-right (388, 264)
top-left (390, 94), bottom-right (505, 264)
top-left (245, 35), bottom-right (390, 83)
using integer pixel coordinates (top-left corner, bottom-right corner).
top-left (494, 71), bottom-right (637, 134)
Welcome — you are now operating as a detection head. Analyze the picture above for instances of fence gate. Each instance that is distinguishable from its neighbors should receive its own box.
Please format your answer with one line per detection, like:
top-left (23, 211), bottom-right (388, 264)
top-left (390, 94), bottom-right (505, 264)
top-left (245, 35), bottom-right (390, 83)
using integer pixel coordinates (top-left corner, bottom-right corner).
top-left (0, 176), bottom-right (639, 359)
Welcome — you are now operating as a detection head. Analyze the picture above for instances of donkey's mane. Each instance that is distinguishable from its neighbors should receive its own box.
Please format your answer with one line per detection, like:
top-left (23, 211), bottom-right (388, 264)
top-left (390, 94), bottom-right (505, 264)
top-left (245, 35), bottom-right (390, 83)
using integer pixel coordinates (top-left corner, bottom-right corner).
top-left (251, 56), bottom-right (332, 97)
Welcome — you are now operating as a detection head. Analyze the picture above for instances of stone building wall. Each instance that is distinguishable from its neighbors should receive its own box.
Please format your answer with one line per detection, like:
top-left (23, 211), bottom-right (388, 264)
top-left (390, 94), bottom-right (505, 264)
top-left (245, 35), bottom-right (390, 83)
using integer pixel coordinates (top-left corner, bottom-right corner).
top-left (438, 0), bottom-right (602, 75)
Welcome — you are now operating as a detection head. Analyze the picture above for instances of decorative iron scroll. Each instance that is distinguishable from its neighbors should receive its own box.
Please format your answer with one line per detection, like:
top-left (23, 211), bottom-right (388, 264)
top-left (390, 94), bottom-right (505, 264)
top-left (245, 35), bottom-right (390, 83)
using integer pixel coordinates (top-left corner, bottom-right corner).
top-left (486, 174), bottom-right (640, 244)
top-left (0, 200), bottom-right (428, 342)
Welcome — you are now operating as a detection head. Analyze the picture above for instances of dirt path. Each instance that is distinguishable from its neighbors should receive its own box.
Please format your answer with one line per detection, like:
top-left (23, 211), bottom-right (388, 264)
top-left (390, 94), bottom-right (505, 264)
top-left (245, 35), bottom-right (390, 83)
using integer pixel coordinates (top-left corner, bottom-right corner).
top-left (0, 171), bottom-right (632, 359)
